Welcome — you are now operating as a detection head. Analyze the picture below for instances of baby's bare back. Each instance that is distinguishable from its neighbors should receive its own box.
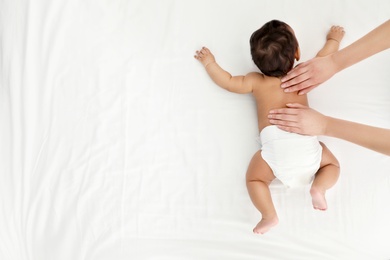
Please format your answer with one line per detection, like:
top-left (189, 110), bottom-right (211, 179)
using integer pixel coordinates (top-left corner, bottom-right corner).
top-left (252, 74), bottom-right (309, 132)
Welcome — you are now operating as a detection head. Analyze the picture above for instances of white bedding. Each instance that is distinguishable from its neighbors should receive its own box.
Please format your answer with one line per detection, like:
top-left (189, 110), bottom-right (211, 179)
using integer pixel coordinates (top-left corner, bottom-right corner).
top-left (1, 0), bottom-right (390, 259)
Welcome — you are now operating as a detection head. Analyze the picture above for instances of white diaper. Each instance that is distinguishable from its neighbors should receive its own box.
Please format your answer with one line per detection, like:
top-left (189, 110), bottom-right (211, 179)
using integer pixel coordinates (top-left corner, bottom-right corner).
top-left (259, 126), bottom-right (322, 188)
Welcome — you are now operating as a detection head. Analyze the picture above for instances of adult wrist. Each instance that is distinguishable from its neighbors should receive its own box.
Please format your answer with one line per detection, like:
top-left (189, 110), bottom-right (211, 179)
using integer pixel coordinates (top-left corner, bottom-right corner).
top-left (322, 115), bottom-right (333, 136)
top-left (330, 49), bottom-right (347, 74)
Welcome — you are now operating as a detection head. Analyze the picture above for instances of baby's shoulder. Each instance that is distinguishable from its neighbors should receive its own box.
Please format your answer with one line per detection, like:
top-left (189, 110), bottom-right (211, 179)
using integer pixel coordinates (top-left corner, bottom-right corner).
top-left (245, 72), bottom-right (265, 85)
top-left (245, 72), bottom-right (276, 89)
top-left (245, 71), bottom-right (265, 80)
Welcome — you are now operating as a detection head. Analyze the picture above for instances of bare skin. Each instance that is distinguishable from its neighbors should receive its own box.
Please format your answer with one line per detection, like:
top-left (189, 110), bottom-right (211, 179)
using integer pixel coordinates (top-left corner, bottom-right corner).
top-left (269, 103), bottom-right (390, 156)
top-left (269, 20), bottom-right (390, 155)
top-left (310, 143), bottom-right (340, 211)
top-left (246, 151), bottom-right (278, 234)
top-left (316, 26), bottom-right (345, 57)
top-left (281, 20), bottom-right (390, 94)
top-left (194, 25), bottom-right (343, 234)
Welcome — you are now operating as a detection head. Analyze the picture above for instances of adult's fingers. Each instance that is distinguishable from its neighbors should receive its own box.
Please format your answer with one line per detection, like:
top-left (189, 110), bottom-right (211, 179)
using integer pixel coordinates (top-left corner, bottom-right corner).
top-left (268, 105), bottom-right (302, 115)
top-left (285, 103), bottom-right (307, 109)
top-left (275, 125), bottom-right (303, 134)
top-left (281, 63), bottom-right (308, 82)
top-left (268, 103), bottom-right (307, 131)
top-left (268, 114), bottom-right (298, 123)
top-left (282, 78), bottom-right (314, 93)
top-left (268, 117), bottom-right (303, 134)
top-left (297, 84), bottom-right (318, 95)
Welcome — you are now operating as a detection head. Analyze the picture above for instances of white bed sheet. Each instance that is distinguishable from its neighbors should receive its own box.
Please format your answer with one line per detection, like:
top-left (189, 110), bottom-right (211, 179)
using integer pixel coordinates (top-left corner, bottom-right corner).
top-left (1, 0), bottom-right (390, 259)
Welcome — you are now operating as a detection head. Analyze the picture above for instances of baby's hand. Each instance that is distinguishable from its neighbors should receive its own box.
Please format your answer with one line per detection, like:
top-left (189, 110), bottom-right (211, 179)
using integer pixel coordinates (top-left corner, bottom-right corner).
top-left (326, 26), bottom-right (345, 43)
top-left (194, 47), bottom-right (215, 68)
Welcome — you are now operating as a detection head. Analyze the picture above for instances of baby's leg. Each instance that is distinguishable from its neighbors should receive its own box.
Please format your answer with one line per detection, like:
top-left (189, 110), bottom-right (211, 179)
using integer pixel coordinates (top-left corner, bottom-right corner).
top-left (310, 143), bottom-right (340, 210)
top-left (246, 151), bottom-right (277, 234)
top-left (316, 26), bottom-right (345, 57)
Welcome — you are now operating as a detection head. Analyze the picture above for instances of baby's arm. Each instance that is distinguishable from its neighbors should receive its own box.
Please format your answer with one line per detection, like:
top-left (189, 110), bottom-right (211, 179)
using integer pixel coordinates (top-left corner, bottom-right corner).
top-left (316, 26), bottom-right (345, 57)
top-left (194, 47), bottom-right (253, 94)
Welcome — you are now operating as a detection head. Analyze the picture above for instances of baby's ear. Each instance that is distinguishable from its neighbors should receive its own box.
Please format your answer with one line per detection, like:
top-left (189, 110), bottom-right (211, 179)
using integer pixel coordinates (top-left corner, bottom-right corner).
top-left (295, 47), bottom-right (301, 61)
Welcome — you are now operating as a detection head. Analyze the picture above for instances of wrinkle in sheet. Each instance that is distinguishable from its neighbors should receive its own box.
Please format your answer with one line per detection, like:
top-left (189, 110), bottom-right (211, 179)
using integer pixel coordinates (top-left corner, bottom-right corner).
top-left (2, 1), bottom-right (390, 260)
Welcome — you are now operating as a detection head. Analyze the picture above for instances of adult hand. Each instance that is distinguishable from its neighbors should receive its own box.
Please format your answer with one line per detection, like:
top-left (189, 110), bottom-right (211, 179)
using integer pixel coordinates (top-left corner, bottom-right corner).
top-left (280, 55), bottom-right (338, 95)
top-left (268, 103), bottom-right (328, 136)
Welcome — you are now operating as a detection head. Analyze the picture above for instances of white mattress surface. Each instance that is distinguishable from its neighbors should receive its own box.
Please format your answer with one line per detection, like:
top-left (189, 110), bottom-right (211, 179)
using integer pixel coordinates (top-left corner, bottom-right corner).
top-left (1, 0), bottom-right (390, 259)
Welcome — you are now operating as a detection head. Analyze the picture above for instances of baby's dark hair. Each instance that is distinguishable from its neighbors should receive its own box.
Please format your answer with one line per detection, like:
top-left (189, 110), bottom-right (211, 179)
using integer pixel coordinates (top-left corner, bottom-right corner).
top-left (250, 20), bottom-right (299, 77)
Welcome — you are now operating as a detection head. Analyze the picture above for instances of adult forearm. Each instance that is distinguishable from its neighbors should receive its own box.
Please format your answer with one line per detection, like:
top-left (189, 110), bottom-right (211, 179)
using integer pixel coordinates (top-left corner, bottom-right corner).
top-left (333, 19), bottom-right (390, 73)
top-left (325, 116), bottom-right (390, 156)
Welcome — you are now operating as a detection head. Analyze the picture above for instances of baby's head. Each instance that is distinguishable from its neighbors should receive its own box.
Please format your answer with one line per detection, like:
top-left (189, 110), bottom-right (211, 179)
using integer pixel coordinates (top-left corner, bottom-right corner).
top-left (250, 20), bottom-right (299, 77)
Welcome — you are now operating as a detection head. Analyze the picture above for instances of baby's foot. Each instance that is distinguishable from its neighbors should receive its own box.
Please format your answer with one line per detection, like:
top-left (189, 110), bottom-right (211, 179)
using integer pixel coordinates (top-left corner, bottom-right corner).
top-left (310, 188), bottom-right (328, 211)
top-left (253, 216), bottom-right (279, 234)
top-left (326, 26), bottom-right (345, 43)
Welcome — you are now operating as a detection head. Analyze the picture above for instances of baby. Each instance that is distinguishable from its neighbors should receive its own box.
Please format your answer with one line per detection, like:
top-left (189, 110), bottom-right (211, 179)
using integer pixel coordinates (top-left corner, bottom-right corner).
top-left (194, 20), bottom-right (343, 234)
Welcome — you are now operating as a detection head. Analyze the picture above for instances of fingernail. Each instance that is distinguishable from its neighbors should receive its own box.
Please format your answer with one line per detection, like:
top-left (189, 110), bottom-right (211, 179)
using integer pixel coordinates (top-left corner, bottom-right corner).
top-left (284, 88), bottom-right (290, 92)
top-left (280, 83), bottom-right (285, 88)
